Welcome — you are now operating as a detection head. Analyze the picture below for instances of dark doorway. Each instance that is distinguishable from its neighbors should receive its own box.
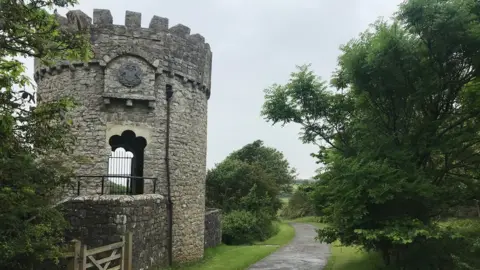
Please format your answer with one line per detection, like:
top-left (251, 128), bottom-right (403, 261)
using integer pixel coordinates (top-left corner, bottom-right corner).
top-left (108, 130), bottom-right (147, 194)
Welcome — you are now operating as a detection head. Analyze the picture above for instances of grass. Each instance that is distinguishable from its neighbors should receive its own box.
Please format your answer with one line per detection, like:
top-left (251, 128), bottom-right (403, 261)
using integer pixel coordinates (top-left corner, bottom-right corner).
top-left (170, 222), bottom-right (295, 270)
top-left (287, 216), bottom-right (322, 224)
top-left (174, 245), bottom-right (278, 270)
top-left (324, 243), bottom-right (384, 270)
top-left (256, 222), bottom-right (295, 246)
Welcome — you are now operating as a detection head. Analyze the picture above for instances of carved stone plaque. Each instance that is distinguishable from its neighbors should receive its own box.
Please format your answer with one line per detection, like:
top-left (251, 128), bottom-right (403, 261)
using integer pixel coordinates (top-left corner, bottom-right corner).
top-left (117, 62), bottom-right (143, 87)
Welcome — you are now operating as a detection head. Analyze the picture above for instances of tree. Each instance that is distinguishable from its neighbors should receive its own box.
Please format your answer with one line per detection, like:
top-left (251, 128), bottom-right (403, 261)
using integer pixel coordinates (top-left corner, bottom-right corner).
top-left (207, 140), bottom-right (295, 215)
top-left (281, 182), bottom-right (317, 219)
top-left (206, 158), bottom-right (278, 215)
top-left (262, 0), bottom-right (480, 268)
top-left (0, 1), bottom-right (91, 269)
top-left (227, 140), bottom-right (297, 193)
top-left (206, 140), bottom-right (296, 244)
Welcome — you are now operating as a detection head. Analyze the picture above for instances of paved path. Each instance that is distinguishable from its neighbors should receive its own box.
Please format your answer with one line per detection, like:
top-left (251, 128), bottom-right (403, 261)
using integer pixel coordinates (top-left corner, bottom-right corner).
top-left (248, 223), bottom-right (330, 270)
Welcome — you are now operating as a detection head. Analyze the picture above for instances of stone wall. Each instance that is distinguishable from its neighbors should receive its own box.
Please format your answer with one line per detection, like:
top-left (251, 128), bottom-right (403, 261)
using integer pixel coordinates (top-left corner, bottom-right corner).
top-left (204, 208), bottom-right (222, 248)
top-left (62, 195), bottom-right (168, 270)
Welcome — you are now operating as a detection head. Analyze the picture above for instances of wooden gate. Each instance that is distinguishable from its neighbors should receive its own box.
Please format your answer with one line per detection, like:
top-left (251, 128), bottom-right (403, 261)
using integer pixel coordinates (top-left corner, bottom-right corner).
top-left (64, 232), bottom-right (132, 270)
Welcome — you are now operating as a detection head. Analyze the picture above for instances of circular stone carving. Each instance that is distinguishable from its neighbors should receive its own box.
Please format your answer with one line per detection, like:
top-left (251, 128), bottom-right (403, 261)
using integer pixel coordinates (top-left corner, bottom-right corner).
top-left (117, 62), bottom-right (143, 87)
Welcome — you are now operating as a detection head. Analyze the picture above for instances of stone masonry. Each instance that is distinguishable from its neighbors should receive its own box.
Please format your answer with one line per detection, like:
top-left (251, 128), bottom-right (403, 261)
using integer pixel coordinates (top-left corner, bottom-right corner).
top-left (34, 9), bottom-right (212, 263)
top-left (62, 195), bottom-right (168, 270)
top-left (204, 209), bottom-right (222, 248)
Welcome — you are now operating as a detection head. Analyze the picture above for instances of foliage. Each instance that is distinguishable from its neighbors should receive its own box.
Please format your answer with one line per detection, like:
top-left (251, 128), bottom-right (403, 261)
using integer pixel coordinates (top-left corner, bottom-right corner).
top-left (206, 140), bottom-right (295, 244)
top-left (281, 183), bottom-right (317, 219)
top-left (206, 158), bottom-right (279, 214)
top-left (0, 0), bottom-right (92, 63)
top-left (441, 219), bottom-right (480, 270)
top-left (0, 0), bottom-right (92, 269)
top-left (259, 222), bottom-right (295, 246)
top-left (108, 181), bottom-right (128, 195)
top-left (221, 210), bottom-right (259, 245)
top-left (226, 140), bottom-right (296, 193)
top-left (261, 0), bottom-right (480, 268)
top-left (222, 197), bottom-right (289, 245)
top-left (219, 185), bottom-right (279, 245)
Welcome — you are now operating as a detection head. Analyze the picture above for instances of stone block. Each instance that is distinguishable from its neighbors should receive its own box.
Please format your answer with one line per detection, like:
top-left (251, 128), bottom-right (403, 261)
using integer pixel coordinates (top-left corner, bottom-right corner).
top-left (125, 11), bottom-right (141, 28)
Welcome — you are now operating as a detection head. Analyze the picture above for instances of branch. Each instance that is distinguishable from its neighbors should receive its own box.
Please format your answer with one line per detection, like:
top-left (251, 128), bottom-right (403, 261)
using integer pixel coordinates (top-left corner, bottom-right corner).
top-left (438, 112), bottom-right (480, 138)
top-left (304, 119), bottom-right (345, 153)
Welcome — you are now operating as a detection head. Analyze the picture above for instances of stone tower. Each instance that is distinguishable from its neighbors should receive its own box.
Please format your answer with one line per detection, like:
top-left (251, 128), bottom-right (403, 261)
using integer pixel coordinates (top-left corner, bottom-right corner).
top-left (34, 9), bottom-right (212, 263)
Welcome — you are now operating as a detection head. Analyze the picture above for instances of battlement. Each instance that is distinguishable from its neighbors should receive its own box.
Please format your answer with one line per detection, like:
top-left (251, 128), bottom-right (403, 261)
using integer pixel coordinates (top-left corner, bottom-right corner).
top-left (58, 9), bottom-right (210, 49)
top-left (36, 9), bottom-right (213, 92)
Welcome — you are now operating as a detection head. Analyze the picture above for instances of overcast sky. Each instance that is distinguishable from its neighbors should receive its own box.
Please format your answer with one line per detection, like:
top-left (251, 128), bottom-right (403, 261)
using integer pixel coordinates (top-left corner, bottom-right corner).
top-left (26, 0), bottom-right (404, 179)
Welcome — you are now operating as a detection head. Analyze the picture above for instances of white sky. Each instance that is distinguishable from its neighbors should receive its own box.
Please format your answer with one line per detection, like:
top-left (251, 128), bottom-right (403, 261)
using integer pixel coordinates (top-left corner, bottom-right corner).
top-left (23, 0), bottom-right (403, 179)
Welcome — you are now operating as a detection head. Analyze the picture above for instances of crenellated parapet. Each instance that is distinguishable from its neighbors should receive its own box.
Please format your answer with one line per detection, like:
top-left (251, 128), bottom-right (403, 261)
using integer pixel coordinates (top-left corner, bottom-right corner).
top-left (34, 9), bottom-right (213, 97)
top-left (87, 9), bottom-right (210, 48)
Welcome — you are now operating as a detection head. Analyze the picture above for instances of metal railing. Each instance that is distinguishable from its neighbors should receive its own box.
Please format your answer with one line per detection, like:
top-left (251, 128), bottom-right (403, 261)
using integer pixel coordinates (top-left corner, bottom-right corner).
top-left (74, 175), bottom-right (158, 196)
top-left (72, 152), bottom-right (158, 196)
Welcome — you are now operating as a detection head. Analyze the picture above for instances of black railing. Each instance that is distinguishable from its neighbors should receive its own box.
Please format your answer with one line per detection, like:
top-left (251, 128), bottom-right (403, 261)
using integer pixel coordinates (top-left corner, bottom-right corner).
top-left (72, 152), bottom-right (158, 196)
top-left (74, 175), bottom-right (158, 196)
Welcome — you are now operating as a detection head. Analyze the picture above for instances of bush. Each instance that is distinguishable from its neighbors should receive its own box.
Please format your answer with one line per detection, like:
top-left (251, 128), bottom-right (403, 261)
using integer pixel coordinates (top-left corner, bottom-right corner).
top-left (206, 159), bottom-right (279, 214)
top-left (207, 141), bottom-right (296, 245)
top-left (221, 186), bottom-right (280, 245)
top-left (222, 210), bottom-right (278, 245)
top-left (281, 184), bottom-right (316, 219)
top-left (378, 222), bottom-right (480, 270)
top-left (442, 219), bottom-right (480, 270)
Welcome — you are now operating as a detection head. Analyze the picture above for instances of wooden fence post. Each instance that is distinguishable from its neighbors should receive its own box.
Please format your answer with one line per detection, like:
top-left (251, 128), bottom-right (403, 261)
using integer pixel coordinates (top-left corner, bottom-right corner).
top-left (123, 232), bottom-right (133, 270)
top-left (120, 235), bottom-right (125, 270)
top-left (68, 240), bottom-right (81, 270)
top-left (79, 244), bottom-right (87, 270)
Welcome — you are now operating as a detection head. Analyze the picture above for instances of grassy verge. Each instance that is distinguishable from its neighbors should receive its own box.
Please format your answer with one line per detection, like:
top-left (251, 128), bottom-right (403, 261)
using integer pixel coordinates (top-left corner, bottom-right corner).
top-left (288, 216), bottom-right (384, 270)
top-left (170, 222), bottom-right (295, 270)
top-left (287, 216), bottom-right (322, 224)
top-left (255, 222), bottom-right (295, 246)
top-left (324, 243), bottom-right (383, 270)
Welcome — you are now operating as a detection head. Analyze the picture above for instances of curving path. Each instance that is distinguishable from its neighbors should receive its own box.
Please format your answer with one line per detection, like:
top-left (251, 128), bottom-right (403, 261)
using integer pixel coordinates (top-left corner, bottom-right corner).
top-left (248, 223), bottom-right (330, 270)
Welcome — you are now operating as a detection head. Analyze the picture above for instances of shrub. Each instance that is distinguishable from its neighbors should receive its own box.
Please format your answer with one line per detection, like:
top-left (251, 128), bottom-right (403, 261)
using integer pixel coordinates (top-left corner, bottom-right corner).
top-left (221, 186), bottom-right (280, 245)
top-left (442, 219), bottom-right (480, 270)
top-left (206, 159), bottom-right (279, 214)
top-left (281, 184), bottom-right (316, 219)
top-left (222, 210), bottom-right (261, 245)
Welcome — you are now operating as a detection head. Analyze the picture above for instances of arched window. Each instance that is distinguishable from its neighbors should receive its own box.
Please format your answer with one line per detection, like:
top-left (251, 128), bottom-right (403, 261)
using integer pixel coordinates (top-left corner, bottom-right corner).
top-left (107, 130), bottom-right (147, 194)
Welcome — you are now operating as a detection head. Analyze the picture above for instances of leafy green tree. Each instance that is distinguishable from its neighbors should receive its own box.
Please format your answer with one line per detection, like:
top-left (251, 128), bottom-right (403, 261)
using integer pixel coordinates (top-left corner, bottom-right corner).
top-left (262, 0), bottom-right (480, 268)
top-left (227, 140), bottom-right (297, 193)
top-left (281, 183), bottom-right (317, 219)
top-left (206, 141), bottom-right (296, 244)
top-left (206, 158), bottom-right (278, 215)
top-left (207, 140), bottom-right (296, 214)
top-left (0, 0), bottom-right (91, 269)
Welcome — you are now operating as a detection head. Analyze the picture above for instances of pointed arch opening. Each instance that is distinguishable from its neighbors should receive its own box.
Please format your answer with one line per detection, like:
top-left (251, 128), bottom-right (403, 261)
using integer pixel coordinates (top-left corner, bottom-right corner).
top-left (107, 130), bottom-right (147, 194)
